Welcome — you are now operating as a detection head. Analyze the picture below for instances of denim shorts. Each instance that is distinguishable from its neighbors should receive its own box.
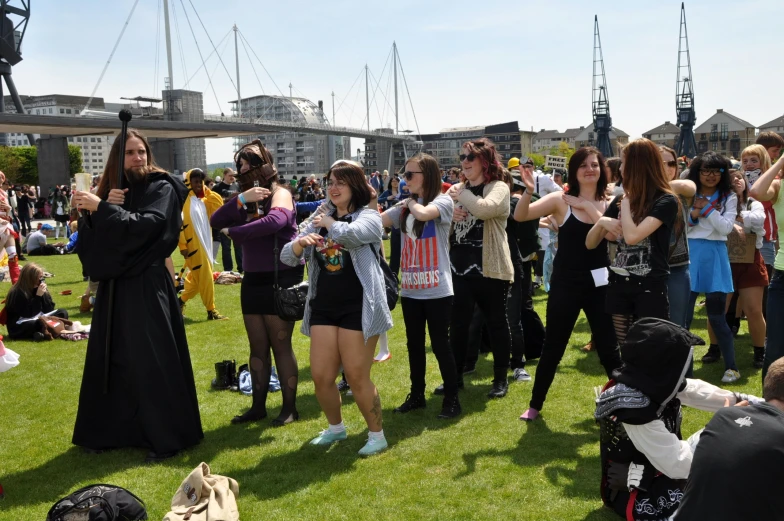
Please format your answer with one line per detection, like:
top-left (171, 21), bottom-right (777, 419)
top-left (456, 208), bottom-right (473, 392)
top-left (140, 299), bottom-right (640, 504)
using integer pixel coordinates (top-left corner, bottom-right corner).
top-left (606, 273), bottom-right (669, 319)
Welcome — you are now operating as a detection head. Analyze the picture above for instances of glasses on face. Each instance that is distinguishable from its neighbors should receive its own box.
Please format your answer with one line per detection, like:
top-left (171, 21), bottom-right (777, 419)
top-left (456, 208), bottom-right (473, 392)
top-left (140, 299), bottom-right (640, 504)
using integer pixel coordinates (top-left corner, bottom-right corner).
top-left (403, 171), bottom-right (422, 181)
top-left (522, 163), bottom-right (534, 170)
top-left (459, 153), bottom-right (476, 162)
top-left (700, 169), bottom-right (722, 177)
top-left (664, 160), bottom-right (677, 167)
top-left (327, 180), bottom-right (348, 189)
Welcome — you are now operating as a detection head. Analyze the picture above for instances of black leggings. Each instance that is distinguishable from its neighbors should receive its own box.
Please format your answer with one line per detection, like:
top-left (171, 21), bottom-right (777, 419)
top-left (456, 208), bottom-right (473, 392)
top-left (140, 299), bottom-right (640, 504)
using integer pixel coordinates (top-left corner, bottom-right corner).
top-left (529, 272), bottom-right (621, 412)
top-left (401, 296), bottom-right (457, 395)
top-left (242, 314), bottom-right (298, 421)
top-left (450, 275), bottom-right (511, 383)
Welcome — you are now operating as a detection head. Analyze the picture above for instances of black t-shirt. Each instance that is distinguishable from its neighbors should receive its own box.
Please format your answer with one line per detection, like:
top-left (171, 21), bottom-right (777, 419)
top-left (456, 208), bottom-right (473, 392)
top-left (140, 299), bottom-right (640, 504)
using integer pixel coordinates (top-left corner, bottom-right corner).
top-left (449, 184), bottom-right (485, 277)
top-left (214, 181), bottom-right (239, 201)
top-left (506, 197), bottom-right (525, 274)
top-left (17, 194), bottom-right (31, 217)
top-left (674, 403), bottom-right (784, 521)
top-left (604, 194), bottom-right (678, 278)
top-left (310, 214), bottom-right (363, 312)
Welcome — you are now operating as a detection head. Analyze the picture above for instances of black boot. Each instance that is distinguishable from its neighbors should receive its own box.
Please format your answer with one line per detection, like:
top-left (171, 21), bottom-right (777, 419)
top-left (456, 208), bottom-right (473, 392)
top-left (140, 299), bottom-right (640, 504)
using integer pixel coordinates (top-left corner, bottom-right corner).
top-left (226, 360), bottom-right (238, 391)
top-left (434, 380), bottom-right (464, 396)
top-left (701, 344), bottom-right (721, 364)
top-left (438, 394), bottom-right (462, 419)
top-left (754, 347), bottom-right (765, 369)
top-left (487, 377), bottom-right (509, 399)
top-left (394, 392), bottom-right (426, 413)
top-left (211, 361), bottom-right (233, 390)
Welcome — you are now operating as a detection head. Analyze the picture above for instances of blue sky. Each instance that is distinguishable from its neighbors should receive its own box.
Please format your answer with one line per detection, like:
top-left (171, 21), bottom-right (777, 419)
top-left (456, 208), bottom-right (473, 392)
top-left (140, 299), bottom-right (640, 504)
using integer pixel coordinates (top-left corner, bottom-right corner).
top-left (14, 0), bottom-right (784, 164)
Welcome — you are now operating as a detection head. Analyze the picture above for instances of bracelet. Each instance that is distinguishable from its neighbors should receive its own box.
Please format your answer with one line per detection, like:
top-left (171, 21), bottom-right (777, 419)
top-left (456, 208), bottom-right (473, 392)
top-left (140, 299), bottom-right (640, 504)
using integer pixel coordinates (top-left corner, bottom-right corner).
top-left (238, 193), bottom-right (247, 206)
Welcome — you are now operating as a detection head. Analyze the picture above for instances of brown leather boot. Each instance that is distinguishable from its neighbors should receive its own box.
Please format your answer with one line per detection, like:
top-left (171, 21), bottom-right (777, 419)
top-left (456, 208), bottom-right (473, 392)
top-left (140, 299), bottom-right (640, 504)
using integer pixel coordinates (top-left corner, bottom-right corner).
top-left (79, 294), bottom-right (93, 313)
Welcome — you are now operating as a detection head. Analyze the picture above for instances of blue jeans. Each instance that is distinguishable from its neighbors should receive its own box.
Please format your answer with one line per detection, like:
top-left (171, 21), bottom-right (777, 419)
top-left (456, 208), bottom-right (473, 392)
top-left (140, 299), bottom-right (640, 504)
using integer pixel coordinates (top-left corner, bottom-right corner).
top-left (687, 291), bottom-right (737, 371)
top-left (667, 265), bottom-right (691, 329)
top-left (764, 269), bottom-right (784, 381)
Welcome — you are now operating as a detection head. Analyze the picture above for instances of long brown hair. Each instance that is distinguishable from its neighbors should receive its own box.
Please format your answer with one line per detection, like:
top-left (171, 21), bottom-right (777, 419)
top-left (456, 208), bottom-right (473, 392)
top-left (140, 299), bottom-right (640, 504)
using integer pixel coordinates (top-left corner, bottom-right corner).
top-left (461, 138), bottom-right (503, 183)
top-left (567, 147), bottom-right (608, 200)
top-left (7, 262), bottom-right (44, 302)
top-left (401, 153), bottom-right (441, 238)
top-left (621, 139), bottom-right (677, 224)
top-left (96, 129), bottom-right (164, 198)
top-left (326, 161), bottom-right (372, 213)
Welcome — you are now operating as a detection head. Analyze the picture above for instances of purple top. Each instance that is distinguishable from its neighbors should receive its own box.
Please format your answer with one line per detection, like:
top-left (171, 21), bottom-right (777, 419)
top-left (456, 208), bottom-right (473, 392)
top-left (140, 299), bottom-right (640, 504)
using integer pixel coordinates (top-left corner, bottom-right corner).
top-left (210, 196), bottom-right (299, 273)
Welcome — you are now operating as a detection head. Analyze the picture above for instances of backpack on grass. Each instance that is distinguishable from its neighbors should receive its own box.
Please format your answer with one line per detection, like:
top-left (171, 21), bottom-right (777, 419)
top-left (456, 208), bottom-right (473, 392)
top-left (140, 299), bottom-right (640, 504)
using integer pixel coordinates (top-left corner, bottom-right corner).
top-left (46, 484), bottom-right (147, 521)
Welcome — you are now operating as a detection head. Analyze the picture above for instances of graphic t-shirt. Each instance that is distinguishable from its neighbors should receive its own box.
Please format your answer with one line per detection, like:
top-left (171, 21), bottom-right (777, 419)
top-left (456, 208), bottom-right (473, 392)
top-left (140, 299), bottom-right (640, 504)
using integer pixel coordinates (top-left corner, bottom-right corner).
top-left (449, 184), bottom-right (486, 277)
top-left (310, 214), bottom-right (363, 312)
top-left (604, 194), bottom-right (678, 278)
top-left (386, 194), bottom-right (453, 299)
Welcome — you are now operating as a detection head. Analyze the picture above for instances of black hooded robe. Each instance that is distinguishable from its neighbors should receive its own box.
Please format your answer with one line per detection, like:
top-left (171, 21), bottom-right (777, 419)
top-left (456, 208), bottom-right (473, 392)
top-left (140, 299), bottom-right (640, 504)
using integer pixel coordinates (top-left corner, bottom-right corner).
top-left (72, 172), bottom-right (203, 454)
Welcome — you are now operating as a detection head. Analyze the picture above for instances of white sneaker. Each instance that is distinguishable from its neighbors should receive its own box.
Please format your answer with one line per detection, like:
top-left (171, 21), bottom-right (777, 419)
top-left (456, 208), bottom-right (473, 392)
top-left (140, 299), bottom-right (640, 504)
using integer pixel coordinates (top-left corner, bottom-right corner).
top-left (721, 369), bottom-right (740, 383)
top-left (513, 368), bottom-right (532, 382)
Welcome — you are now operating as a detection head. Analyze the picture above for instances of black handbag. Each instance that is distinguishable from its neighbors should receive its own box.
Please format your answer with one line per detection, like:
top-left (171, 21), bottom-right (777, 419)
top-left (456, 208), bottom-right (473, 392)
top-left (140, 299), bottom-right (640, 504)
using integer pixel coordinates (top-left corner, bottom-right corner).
top-left (273, 235), bottom-right (309, 322)
top-left (375, 244), bottom-right (399, 311)
top-left (46, 484), bottom-right (147, 521)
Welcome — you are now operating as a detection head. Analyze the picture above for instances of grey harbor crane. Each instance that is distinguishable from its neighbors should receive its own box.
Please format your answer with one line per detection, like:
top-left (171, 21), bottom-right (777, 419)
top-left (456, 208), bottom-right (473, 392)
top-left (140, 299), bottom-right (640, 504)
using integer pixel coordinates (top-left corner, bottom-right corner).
top-left (674, 2), bottom-right (697, 159)
top-left (592, 15), bottom-right (613, 159)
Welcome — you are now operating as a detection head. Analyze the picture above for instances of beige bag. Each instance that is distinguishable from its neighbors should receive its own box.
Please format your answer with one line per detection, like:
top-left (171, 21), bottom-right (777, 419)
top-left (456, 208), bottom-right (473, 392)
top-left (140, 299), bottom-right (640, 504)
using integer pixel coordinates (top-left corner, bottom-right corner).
top-left (163, 462), bottom-right (239, 521)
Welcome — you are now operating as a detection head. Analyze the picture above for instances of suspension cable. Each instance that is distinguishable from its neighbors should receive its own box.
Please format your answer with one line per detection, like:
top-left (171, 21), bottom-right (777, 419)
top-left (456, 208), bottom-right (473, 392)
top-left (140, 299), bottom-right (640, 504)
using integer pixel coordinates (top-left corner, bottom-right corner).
top-left (237, 29), bottom-right (285, 96)
top-left (185, 29), bottom-right (232, 85)
top-left (170, 0), bottom-right (190, 89)
top-left (153, 0), bottom-right (162, 97)
top-left (396, 50), bottom-right (421, 136)
top-left (238, 32), bottom-right (265, 96)
top-left (81, 0), bottom-right (141, 113)
top-left (177, 0), bottom-right (222, 112)
top-left (185, 0), bottom-right (237, 91)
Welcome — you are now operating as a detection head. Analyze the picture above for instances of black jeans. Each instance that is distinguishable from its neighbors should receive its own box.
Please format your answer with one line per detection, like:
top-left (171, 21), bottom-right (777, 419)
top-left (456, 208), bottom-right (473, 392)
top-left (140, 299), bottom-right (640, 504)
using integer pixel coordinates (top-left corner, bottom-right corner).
top-left (219, 233), bottom-right (243, 273)
top-left (450, 275), bottom-right (511, 383)
top-left (401, 296), bottom-right (458, 395)
top-left (18, 214), bottom-right (31, 236)
top-left (521, 260), bottom-right (545, 360)
top-left (508, 269), bottom-right (526, 369)
top-left (389, 227), bottom-right (401, 276)
top-left (529, 271), bottom-right (621, 412)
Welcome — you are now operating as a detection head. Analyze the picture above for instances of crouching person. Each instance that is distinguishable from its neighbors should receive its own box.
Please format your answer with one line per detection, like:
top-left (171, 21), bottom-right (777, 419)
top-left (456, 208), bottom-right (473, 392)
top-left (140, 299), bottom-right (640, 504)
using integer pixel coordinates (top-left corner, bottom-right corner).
top-left (594, 318), bottom-right (760, 521)
top-left (6, 263), bottom-right (68, 340)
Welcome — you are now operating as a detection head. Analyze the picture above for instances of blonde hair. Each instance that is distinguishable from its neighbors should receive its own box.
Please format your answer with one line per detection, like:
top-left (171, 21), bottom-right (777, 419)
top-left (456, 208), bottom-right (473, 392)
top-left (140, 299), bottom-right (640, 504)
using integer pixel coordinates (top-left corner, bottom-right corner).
top-left (741, 144), bottom-right (772, 172)
top-left (70, 221), bottom-right (78, 233)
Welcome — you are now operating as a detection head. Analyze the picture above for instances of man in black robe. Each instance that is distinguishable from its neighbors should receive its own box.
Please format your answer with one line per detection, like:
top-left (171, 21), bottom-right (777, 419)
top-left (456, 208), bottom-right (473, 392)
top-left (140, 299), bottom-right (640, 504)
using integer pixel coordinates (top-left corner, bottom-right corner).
top-left (72, 130), bottom-right (203, 462)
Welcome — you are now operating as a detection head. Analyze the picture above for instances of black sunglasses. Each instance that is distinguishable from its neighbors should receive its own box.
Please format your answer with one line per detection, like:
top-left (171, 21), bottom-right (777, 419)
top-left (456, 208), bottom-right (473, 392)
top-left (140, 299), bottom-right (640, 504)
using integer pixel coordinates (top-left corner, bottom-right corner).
top-left (403, 171), bottom-right (422, 181)
top-left (459, 153), bottom-right (476, 162)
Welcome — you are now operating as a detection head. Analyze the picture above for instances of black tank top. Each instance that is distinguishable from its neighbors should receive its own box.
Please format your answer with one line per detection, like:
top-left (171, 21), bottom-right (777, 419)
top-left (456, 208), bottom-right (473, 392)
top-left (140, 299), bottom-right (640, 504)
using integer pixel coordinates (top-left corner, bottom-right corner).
top-left (553, 208), bottom-right (609, 272)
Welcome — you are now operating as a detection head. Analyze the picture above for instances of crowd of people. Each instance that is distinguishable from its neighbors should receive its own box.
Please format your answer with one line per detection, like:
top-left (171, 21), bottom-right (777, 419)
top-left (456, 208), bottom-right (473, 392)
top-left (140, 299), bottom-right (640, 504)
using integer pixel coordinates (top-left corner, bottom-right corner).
top-left (5, 126), bottom-right (784, 518)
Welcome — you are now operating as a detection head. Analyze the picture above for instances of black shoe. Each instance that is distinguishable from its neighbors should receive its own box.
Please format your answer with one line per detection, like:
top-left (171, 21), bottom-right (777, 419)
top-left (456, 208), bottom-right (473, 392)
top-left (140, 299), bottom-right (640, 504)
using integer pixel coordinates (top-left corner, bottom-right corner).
top-left (754, 347), bottom-right (765, 369)
top-left (462, 363), bottom-right (476, 375)
top-left (434, 381), bottom-right (464, 396)
top-left (438, 394), bottom-right (462, 419)
top-left (487, 379), bottom-right (509, 399)
top-left (271, 411), bottom-right (299, 427)
top-left (33, 332), bottom-right (46, 342)
top-left (144, 450), bottom-right (178, 463)
top-left (337, 378), bottom-right (350, 393)
top-left (394, 393), bottom-right (426, 413)
top-left (231, 408), bottom-right (268, 424)
top-left (701, 344), bottom-right (721, 364)
top-left (82, 447), bottom-right (106, 455)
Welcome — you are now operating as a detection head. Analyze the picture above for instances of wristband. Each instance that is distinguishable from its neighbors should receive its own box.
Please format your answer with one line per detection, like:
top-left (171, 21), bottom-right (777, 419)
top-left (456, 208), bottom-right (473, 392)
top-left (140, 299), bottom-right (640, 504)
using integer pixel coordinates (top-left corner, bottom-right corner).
top-left (238, 193), bottom-right (247, 208)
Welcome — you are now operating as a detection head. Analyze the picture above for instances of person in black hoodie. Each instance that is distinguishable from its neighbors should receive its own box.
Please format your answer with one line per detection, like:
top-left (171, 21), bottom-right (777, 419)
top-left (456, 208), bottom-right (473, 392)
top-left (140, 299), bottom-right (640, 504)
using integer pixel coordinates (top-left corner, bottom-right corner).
top-left (5, 263), bottom-right (68, 340)
top-left (595, 318), bottom-right (760, 521)
top-left (71, 129), bottom-right (203, 462)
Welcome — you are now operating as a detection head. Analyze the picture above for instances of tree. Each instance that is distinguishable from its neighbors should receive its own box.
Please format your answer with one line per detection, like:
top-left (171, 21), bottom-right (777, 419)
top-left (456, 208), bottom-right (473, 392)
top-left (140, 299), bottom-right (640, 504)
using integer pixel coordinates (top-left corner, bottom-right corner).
top-left (68, 145), bottom-right (83, 175)
top-left (529, 153), bottom-right (545, 168)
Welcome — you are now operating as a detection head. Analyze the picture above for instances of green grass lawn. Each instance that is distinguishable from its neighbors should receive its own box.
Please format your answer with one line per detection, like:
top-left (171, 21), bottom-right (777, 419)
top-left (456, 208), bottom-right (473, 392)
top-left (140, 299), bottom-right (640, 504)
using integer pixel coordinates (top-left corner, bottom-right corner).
top-left (0, 247), bottom-right (763, 520)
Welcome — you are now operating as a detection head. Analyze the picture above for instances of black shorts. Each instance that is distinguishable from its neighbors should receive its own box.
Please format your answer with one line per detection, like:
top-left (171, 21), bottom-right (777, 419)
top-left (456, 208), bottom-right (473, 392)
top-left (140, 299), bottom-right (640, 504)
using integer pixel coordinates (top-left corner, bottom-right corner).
top-left (309, 306), bottom-right (363, 331)
top-left (241, 266), bottom-right (304, 315)
top-left (605, 272), bottom-right (669, 320)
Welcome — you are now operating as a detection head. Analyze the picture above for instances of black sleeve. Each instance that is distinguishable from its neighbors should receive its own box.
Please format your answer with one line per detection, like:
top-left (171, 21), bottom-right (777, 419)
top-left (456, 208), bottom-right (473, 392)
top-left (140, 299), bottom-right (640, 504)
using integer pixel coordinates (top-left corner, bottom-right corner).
top-left (604, 195), bottom-right (621, 218)
top-left (649, 194), bottom-right (678, 229)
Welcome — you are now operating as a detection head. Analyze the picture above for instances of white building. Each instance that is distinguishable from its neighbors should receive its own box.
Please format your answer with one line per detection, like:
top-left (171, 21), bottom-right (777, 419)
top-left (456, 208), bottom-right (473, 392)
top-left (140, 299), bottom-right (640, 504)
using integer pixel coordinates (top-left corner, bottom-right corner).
top-left (532, 127), bottom-right (583, 152)
top-left (2, 94), bottom-right (115, 175)
top-left (642, 121), bottom-right (681, 149)
top-left (759, 115), bottom-right (784, 140)
top-left (231, 95), bottom-right (349, 180)
top-left (694, 109), bottom-right (755, 158)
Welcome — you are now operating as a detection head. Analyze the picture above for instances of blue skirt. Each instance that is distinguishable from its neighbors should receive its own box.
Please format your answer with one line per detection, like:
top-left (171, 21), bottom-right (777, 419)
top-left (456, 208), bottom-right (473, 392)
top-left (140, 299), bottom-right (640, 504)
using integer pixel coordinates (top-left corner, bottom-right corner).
top-left (688, 238), bottom-right (734, 294)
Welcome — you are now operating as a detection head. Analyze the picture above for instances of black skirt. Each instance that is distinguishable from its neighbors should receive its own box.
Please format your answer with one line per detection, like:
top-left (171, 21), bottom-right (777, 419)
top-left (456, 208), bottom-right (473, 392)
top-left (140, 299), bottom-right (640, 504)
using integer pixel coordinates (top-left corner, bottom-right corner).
top-left (241, 265), bottom-right (304, 315)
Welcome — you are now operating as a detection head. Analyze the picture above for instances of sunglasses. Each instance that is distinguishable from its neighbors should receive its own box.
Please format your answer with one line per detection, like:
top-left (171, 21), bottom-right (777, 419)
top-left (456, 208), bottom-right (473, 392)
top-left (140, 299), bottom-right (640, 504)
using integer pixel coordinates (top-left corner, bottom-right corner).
top-left (664, 160), bottom-right (677, 167)
top-left (403, 171), bottom-right (422, 181)
top-left (459, 153), bottom-right (476, 162)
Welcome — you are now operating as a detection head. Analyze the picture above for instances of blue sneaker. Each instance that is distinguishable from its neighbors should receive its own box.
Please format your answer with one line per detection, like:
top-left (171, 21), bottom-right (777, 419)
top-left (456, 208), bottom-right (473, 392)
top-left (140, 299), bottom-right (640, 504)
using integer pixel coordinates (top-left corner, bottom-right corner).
top-left (309, 429), bottom-right (347, 446)
top-left (269, 366), bottom-right (281, 392)
top-left (358, 436), bottom-right (388, 456)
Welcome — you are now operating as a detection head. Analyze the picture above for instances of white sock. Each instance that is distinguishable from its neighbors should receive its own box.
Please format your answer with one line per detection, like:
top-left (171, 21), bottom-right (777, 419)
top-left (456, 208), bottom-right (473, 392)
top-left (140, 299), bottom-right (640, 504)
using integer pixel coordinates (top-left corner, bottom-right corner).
top-left (328, 422), bottom-right (345, 434)
top-left (5, 246), bottom-right (16, 258)
top-left (374, 332), bottom-right (390, 361)
top-left (368, 429), bottom-right (385, 441)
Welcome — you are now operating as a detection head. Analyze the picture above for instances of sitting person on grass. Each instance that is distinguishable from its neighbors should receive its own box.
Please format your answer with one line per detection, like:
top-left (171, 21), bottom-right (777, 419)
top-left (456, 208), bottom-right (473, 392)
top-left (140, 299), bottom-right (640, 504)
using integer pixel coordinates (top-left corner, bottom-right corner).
top-left (26, 227), bottom-right (62, 256)
top-left (65, 221), bottom-right (79, 253)
top-left (5, 263), bottom-right (68, 341)
top-left (595, 317), bottom-right (760, 521)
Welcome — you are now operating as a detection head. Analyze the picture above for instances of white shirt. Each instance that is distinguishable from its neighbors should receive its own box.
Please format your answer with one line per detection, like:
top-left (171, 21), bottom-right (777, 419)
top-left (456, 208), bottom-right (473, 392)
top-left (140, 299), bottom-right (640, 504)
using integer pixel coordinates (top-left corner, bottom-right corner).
top-left (624, 378), bottom-right (759, 479)
top-left (534, 172), bottom-right (563, 197)
top-left (686, 192), bottom-right (737, 242)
